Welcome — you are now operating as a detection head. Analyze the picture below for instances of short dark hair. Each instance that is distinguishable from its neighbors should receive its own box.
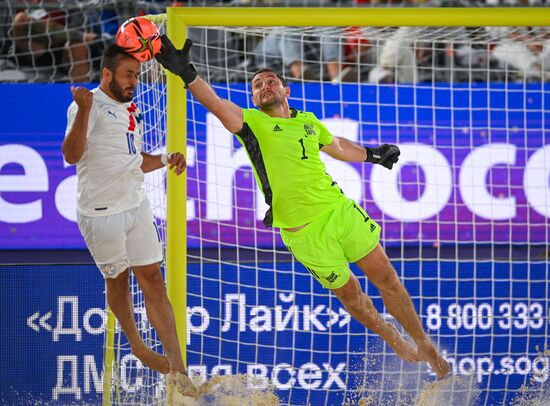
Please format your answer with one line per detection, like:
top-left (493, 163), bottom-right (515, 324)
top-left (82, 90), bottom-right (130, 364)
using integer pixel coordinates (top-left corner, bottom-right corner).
top-left (251, 68), bottom-right (288, 88)
top-left (100, 43), bottom-right (135, 73)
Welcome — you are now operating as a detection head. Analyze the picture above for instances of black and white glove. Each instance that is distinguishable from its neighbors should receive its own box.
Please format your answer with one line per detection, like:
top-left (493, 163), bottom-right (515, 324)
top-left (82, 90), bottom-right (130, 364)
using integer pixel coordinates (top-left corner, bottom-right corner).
top-left (155, 35), bottom-right (198, 88)
top-left (365, 144), bottom-right (400, 170)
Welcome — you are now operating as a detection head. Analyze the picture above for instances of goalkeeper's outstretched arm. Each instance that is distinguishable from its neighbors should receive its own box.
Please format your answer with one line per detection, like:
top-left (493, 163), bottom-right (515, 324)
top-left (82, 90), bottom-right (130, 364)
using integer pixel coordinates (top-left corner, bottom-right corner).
top-left (322, 137), bottom-right (401, 170)
top-left (187, 76), bottom-right (243, 134)
top-left (155, 35), bottom-right (243, 134)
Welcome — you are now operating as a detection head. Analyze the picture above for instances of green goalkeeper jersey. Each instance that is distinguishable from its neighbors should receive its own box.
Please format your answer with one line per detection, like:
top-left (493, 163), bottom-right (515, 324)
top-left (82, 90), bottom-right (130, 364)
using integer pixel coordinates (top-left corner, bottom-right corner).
top-left (236, 108), bottom-right (347, 229)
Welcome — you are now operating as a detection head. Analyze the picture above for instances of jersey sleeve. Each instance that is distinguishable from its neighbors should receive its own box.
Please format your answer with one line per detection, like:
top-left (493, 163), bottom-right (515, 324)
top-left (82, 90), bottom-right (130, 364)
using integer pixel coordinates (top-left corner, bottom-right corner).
top-left (313, 115), bottom-right (333, 146)
top-left (64, 102), bottom-right (78, 137)
top-left (241, 108), bottom-right (260, 130)
top-left (64, 101), bottom-right (96, 138)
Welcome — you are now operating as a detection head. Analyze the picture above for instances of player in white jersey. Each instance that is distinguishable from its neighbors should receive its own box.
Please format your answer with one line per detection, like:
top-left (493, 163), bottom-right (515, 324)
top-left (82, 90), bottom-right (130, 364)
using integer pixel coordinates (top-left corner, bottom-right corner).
top-left (62, 43), bottom-right (197, 399)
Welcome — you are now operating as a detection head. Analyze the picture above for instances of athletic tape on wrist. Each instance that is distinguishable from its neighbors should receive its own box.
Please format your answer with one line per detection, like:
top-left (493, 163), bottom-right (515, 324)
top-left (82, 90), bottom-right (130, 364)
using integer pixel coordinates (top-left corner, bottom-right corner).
top-left (161, 152), bottom-right (171, 166)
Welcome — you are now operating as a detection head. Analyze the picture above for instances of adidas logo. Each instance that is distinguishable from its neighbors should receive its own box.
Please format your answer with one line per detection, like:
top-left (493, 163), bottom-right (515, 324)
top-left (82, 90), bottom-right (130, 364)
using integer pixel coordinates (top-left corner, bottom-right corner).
top-left (370, 223), bottom-right (376, 233)
top-left (273, 125), bottom-right (282, 132)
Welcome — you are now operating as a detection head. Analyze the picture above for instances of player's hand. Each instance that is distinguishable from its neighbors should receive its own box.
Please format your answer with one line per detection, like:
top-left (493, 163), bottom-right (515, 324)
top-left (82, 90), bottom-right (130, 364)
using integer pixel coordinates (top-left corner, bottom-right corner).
top-left (155, 35), bottom-right (197, 87)
top-left (167, 152), bottom-right (186, 176)
top-left (71, 86), bottom-right (93, 111)
top-left (365, 144), bottom-right (400, 170)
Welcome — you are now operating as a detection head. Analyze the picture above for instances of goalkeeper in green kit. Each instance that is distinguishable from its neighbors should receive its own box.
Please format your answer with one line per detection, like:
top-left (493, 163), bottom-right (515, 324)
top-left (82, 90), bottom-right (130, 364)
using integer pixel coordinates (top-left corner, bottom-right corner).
top-left (156, 36), bottom-right (451, 379)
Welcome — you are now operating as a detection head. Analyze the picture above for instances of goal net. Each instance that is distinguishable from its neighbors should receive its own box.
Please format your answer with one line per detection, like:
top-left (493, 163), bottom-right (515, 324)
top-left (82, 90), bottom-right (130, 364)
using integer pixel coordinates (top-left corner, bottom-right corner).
top-left (111, 9), bottom-right (550, 406)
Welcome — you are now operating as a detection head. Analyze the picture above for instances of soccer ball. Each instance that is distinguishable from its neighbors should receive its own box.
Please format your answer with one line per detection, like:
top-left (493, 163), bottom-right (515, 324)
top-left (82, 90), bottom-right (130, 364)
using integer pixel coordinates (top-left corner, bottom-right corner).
top-left (115, 17), bottom-right (161, 63)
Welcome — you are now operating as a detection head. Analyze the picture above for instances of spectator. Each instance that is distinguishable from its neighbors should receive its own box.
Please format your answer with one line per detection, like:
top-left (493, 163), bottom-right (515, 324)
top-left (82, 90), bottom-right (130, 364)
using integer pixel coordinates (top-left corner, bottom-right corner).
top-left (252, 28), bottom-right (356, 82)
top-left (0, 2), bottom-right (26, 81)
top-left (342, 26), bottom-right (378, 81)
top-left (0, 3), bottom-right (10, 57)
top-left (11, 5), bottom-right (99, 82)
top-left (368, 27), bottom-right (419, 83)
top-left (488, 26), bottom-right (550, 81)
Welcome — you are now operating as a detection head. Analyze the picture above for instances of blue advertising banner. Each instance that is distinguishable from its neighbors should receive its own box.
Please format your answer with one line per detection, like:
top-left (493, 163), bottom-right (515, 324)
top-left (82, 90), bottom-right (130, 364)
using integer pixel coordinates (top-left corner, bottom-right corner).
top-left (0, 264), bottom-right (105, 405)
top-left (1, 84), bottom-right (549, 249)
top-left (1, 261), bottom-right (548, 405)
top-left (0, 84), bottom-right (86, 249)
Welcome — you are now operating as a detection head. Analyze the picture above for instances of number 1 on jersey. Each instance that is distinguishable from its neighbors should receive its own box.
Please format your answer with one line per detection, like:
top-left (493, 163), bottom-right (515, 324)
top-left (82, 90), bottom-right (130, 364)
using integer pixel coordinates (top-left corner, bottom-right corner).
top-left (298, 138), bottom-right (308, 160)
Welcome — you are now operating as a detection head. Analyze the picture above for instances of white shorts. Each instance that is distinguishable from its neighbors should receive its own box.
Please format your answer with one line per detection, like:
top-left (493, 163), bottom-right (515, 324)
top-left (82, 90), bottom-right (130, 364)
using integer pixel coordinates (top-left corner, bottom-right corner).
top-left (77, 199), bottom-right (163, 279)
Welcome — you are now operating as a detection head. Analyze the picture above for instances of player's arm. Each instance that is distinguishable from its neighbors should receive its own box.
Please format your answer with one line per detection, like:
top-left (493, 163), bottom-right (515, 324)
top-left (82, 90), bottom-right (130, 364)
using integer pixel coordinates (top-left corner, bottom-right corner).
top-left (155, 36), bottom-right (243, 134)
top-left (62, 87), bottom-right (93, 164)
top-left (140, 152), bottom-right (186, 175)
top-left (321, 137), bottom-right (401, 170)
top-left (321, 136), bottom-right (368, 162)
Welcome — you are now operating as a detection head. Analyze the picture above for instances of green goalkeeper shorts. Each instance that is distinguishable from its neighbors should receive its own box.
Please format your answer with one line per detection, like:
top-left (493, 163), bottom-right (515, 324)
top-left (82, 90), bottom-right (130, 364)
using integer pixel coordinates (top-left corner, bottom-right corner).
top-left (280, 198), bottom-right (381, 289)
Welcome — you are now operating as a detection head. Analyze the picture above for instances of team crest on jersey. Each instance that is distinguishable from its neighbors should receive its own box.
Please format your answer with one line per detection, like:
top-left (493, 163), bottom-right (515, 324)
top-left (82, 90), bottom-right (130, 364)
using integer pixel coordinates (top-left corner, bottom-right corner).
top-left (100, 263), bottom-right (117, 277)
top-left (127, 102), bottom-right (143, 131)
top-left (304, 124), bottom-right (316, 136)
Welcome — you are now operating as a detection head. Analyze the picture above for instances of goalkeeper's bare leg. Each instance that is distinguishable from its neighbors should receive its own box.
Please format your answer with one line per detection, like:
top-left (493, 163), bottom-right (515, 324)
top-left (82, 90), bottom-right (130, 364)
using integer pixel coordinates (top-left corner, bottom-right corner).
top-left (356, 244), bottom-right (451, 379)
top-left (105, 270), bottom-right (170, 373)
top-left (332, 273), bottom-right (421, 364)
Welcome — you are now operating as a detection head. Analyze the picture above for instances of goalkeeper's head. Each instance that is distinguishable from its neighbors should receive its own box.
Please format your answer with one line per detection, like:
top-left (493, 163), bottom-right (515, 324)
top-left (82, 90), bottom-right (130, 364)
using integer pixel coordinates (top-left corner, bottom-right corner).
top-left (251, 68), bottom-right (290, 111)
top-left (251, 69), bottom-right (288, 88)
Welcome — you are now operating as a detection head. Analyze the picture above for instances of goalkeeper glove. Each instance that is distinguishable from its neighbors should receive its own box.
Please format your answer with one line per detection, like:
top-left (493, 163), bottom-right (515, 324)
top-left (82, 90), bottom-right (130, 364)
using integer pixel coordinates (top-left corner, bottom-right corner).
top-left (155, 35), bottom-right (198, 88)
top-left (365, 144), bottom-right (400, 170)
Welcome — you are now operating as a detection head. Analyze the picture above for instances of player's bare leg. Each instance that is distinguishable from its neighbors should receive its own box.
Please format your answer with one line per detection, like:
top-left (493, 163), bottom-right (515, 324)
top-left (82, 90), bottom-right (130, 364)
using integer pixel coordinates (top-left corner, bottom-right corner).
top-left (132, 263), bottom-right (186, 373)
top-left (331, 274), bottom-right (420, 363)
top-left (356, 244), bottom-right (450, 378)
top-left (105, 270), bottom-right (170, 373)
top-left (133, 263), bottom-right (198, 403)
top-left (415, 338), bottom-right (453, 379)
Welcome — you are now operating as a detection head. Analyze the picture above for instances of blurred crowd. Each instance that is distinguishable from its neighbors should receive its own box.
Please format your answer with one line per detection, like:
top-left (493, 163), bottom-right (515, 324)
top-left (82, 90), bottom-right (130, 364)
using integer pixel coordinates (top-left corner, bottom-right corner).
top-left (0, 0), bottom-right (165, 82)
top-left (1, 0), bottom-right (549, 83)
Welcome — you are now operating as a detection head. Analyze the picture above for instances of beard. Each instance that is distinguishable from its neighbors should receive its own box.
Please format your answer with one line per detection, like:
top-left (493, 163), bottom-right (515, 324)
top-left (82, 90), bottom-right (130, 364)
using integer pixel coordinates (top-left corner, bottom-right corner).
top-left (257, 92), bottom-right (281, 110)
top-left (109, 77), bottom-right (135, 103)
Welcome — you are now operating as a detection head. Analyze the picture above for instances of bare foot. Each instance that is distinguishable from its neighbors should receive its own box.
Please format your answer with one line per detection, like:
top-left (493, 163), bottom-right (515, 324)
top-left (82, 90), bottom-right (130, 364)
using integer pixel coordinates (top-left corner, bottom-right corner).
top-left (167, 372), bottom-right (199, 405)
top-left (132, 346), bottom-right (170, 374)
top-left (385, 323), bottom-right (420, 363)
top-left (416, 338), bottom-right (451, 379)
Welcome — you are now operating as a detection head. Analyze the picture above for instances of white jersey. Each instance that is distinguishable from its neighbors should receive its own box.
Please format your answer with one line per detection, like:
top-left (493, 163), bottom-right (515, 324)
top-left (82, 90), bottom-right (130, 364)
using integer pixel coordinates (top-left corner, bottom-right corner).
top-left (65, 87), bottom-right (145, 217)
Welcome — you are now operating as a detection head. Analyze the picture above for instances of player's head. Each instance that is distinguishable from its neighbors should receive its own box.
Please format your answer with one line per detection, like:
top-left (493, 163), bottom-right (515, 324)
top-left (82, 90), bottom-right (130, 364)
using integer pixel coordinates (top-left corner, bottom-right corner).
top-left (251, 69), bottom-right (288, 88)
top-left (100, 43), bottom-right (140, 103)
top-left (251, 68), bottom-right (290, 110)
